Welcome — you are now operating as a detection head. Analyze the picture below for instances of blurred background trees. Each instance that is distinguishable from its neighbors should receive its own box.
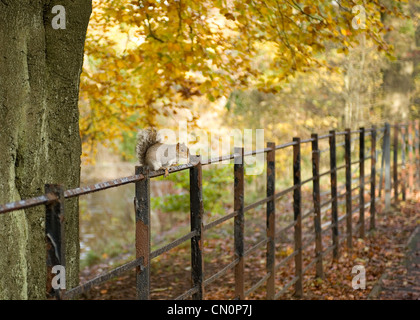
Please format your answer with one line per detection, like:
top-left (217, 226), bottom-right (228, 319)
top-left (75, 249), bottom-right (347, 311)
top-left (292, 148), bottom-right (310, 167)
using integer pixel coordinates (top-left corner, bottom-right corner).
top-left (78, 0), bottom-right (419, 271)
top-left (79, 0), bottom-right (418, 162)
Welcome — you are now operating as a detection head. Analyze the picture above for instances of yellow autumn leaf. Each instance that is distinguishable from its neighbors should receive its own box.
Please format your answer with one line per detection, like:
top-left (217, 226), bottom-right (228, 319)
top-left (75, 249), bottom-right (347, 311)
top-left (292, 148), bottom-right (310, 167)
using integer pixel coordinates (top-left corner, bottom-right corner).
top-left (98, 72), bottom-right (107, 81)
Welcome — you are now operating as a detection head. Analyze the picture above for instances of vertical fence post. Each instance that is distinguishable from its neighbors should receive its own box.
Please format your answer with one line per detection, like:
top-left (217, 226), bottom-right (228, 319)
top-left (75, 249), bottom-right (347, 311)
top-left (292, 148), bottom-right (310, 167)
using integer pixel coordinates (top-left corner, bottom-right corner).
top-left (378, 127), bottom-right (386, 199)
top-left (329, 130), bottom-right (339, 259)
top-left (345, 129), bottom-right (353, 249)
top-left (234, 147), bottom-right (245, 300)
top-left (135, 166), bottom-right (150, 300)
top-left (408, 121), bottom-right (414, 196)
top-left (359, 127), bottom-right (365, 238)
top-left (45, 184), bottom-right (66, 299)
top-left (293, 137), bottom-right (303, 298)
top-left (190, 155), bottom-right (204, 299)
top-left (401, 125), bottom-right (407, 201)
top-left (384, 123), bottom-right (391, 211)
top-left (370, 127), bottom-right (377, 231)
top-left (266, 142), bottom-right (276, 299)
top-left (393, 125), bottom-right (399, 203)
top-left (311, 134), bottom-right (324, 278)
top-left (415, 120), bottom-right (420, 191)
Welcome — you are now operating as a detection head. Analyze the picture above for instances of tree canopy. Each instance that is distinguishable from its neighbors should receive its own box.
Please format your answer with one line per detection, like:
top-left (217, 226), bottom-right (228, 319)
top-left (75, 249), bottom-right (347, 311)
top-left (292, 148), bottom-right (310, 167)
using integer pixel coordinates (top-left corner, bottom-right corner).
top-left (80, 0), bottom-right (407, 158)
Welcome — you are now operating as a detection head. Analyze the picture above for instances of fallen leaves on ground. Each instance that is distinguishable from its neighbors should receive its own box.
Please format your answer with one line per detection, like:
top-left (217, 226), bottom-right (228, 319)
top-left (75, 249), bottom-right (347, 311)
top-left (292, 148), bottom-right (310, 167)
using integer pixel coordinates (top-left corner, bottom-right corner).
top-left (78, 192), bottom-right (419, 300)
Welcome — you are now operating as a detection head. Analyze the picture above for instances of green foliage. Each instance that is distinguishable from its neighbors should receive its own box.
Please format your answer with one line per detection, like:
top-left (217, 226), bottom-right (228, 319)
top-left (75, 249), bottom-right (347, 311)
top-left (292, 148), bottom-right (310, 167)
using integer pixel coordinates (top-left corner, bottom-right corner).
top-left (81, 251), bottom-right (101, 269)
top-left (399, 19), bottom-right (415, 35)
top-left (119, 130), bottom-right (137, 161)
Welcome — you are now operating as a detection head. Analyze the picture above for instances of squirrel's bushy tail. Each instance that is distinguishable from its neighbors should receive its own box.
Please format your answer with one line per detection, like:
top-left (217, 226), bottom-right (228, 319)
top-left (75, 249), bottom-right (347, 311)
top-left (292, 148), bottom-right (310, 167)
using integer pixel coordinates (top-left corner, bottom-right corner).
top-left (136, 128), bottom-right (160, 166)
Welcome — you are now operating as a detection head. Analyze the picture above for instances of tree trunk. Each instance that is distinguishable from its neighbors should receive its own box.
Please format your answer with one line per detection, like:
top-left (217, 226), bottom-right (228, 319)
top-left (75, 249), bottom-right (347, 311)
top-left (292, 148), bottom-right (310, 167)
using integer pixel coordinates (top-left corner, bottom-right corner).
top-left (381, 0), bottom-right (417, 122)
top-left (382, 61), bottom-right (414, 121)
top-left (0, 0), bottom-right (91, 299)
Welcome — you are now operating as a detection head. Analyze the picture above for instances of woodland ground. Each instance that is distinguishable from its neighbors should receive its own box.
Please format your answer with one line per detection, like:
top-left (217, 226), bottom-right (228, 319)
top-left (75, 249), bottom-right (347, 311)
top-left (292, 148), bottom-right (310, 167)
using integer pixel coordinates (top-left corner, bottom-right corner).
top-left (77, 191), bottom-right (420, 300)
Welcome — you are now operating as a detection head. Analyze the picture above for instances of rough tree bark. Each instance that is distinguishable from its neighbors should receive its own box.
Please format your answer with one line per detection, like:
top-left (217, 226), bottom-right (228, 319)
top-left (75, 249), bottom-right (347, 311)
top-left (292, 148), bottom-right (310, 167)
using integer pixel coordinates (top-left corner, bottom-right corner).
top-left (0, 0), bottom-right (91, 299)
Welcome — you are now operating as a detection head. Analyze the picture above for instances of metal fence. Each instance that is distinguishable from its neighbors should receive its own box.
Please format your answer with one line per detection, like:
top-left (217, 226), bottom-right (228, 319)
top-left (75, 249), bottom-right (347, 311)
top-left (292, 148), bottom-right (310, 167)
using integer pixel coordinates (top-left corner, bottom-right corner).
top-left (0, 120), bottom-right (419, 300)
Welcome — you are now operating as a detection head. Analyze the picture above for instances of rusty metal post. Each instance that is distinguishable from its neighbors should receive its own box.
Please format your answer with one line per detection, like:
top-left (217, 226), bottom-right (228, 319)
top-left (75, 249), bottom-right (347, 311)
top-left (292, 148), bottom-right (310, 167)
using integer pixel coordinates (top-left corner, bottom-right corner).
top-left (266, 142), bottom-right (276, 299)
top-left (378, 127), bottom-right (386, 199)
top-left (344, 129), bottom-right (353, 248)
top-left (234, 147), bottom-right (245, 299)
top-left (393, 125), bottom-right (399, 203)
top-left (359, 127), bottom-right (365, 238)
top-left (190, 155), bottom-right (204, 299)
top-left (370, 127), bottom-right (377, 231)
top-left (384, 123), bottom-right (392, 211)
top-left (135, 166), bottom-right (150, 300)
top-left (329, 130), bottom-right (339, 259)
top-left (415, 120), bottom-right (420, 191)
top-left (45, 184), bottom-right (66, 299)
top-left (311, 134), bottom-right (324, 278)
top-left (401, 125), bottom-right (407, 201)
top-left (293, 137), bottom-right (303, 298)
top-left (408, 122), bottom-right (414, 196)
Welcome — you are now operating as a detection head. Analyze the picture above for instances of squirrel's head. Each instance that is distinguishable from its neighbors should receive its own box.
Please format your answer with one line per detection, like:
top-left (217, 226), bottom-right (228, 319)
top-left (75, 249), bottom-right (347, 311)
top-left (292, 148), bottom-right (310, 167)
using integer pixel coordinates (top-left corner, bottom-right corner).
top-left (176, 142), bottom-right (189, 160)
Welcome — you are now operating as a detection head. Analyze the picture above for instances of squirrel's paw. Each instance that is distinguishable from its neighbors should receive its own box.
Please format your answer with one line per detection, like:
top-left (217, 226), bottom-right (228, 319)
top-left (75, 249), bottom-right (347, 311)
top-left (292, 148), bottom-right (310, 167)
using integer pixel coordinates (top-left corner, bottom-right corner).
top-left (164, 168), bottom-right (169, 178)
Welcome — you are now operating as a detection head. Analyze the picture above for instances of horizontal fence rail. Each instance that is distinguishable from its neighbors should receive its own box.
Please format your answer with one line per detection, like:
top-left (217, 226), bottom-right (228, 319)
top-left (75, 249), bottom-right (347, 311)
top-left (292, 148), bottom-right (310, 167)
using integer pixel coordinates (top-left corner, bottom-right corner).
top-left (0, 120), bottom-right (419, 300)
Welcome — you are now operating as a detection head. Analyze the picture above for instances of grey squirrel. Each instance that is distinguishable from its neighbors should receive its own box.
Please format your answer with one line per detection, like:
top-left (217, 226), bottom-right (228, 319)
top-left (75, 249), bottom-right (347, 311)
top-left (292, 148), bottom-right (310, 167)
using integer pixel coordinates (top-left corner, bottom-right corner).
top-left (136, 128), bottom-right (190, 177)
